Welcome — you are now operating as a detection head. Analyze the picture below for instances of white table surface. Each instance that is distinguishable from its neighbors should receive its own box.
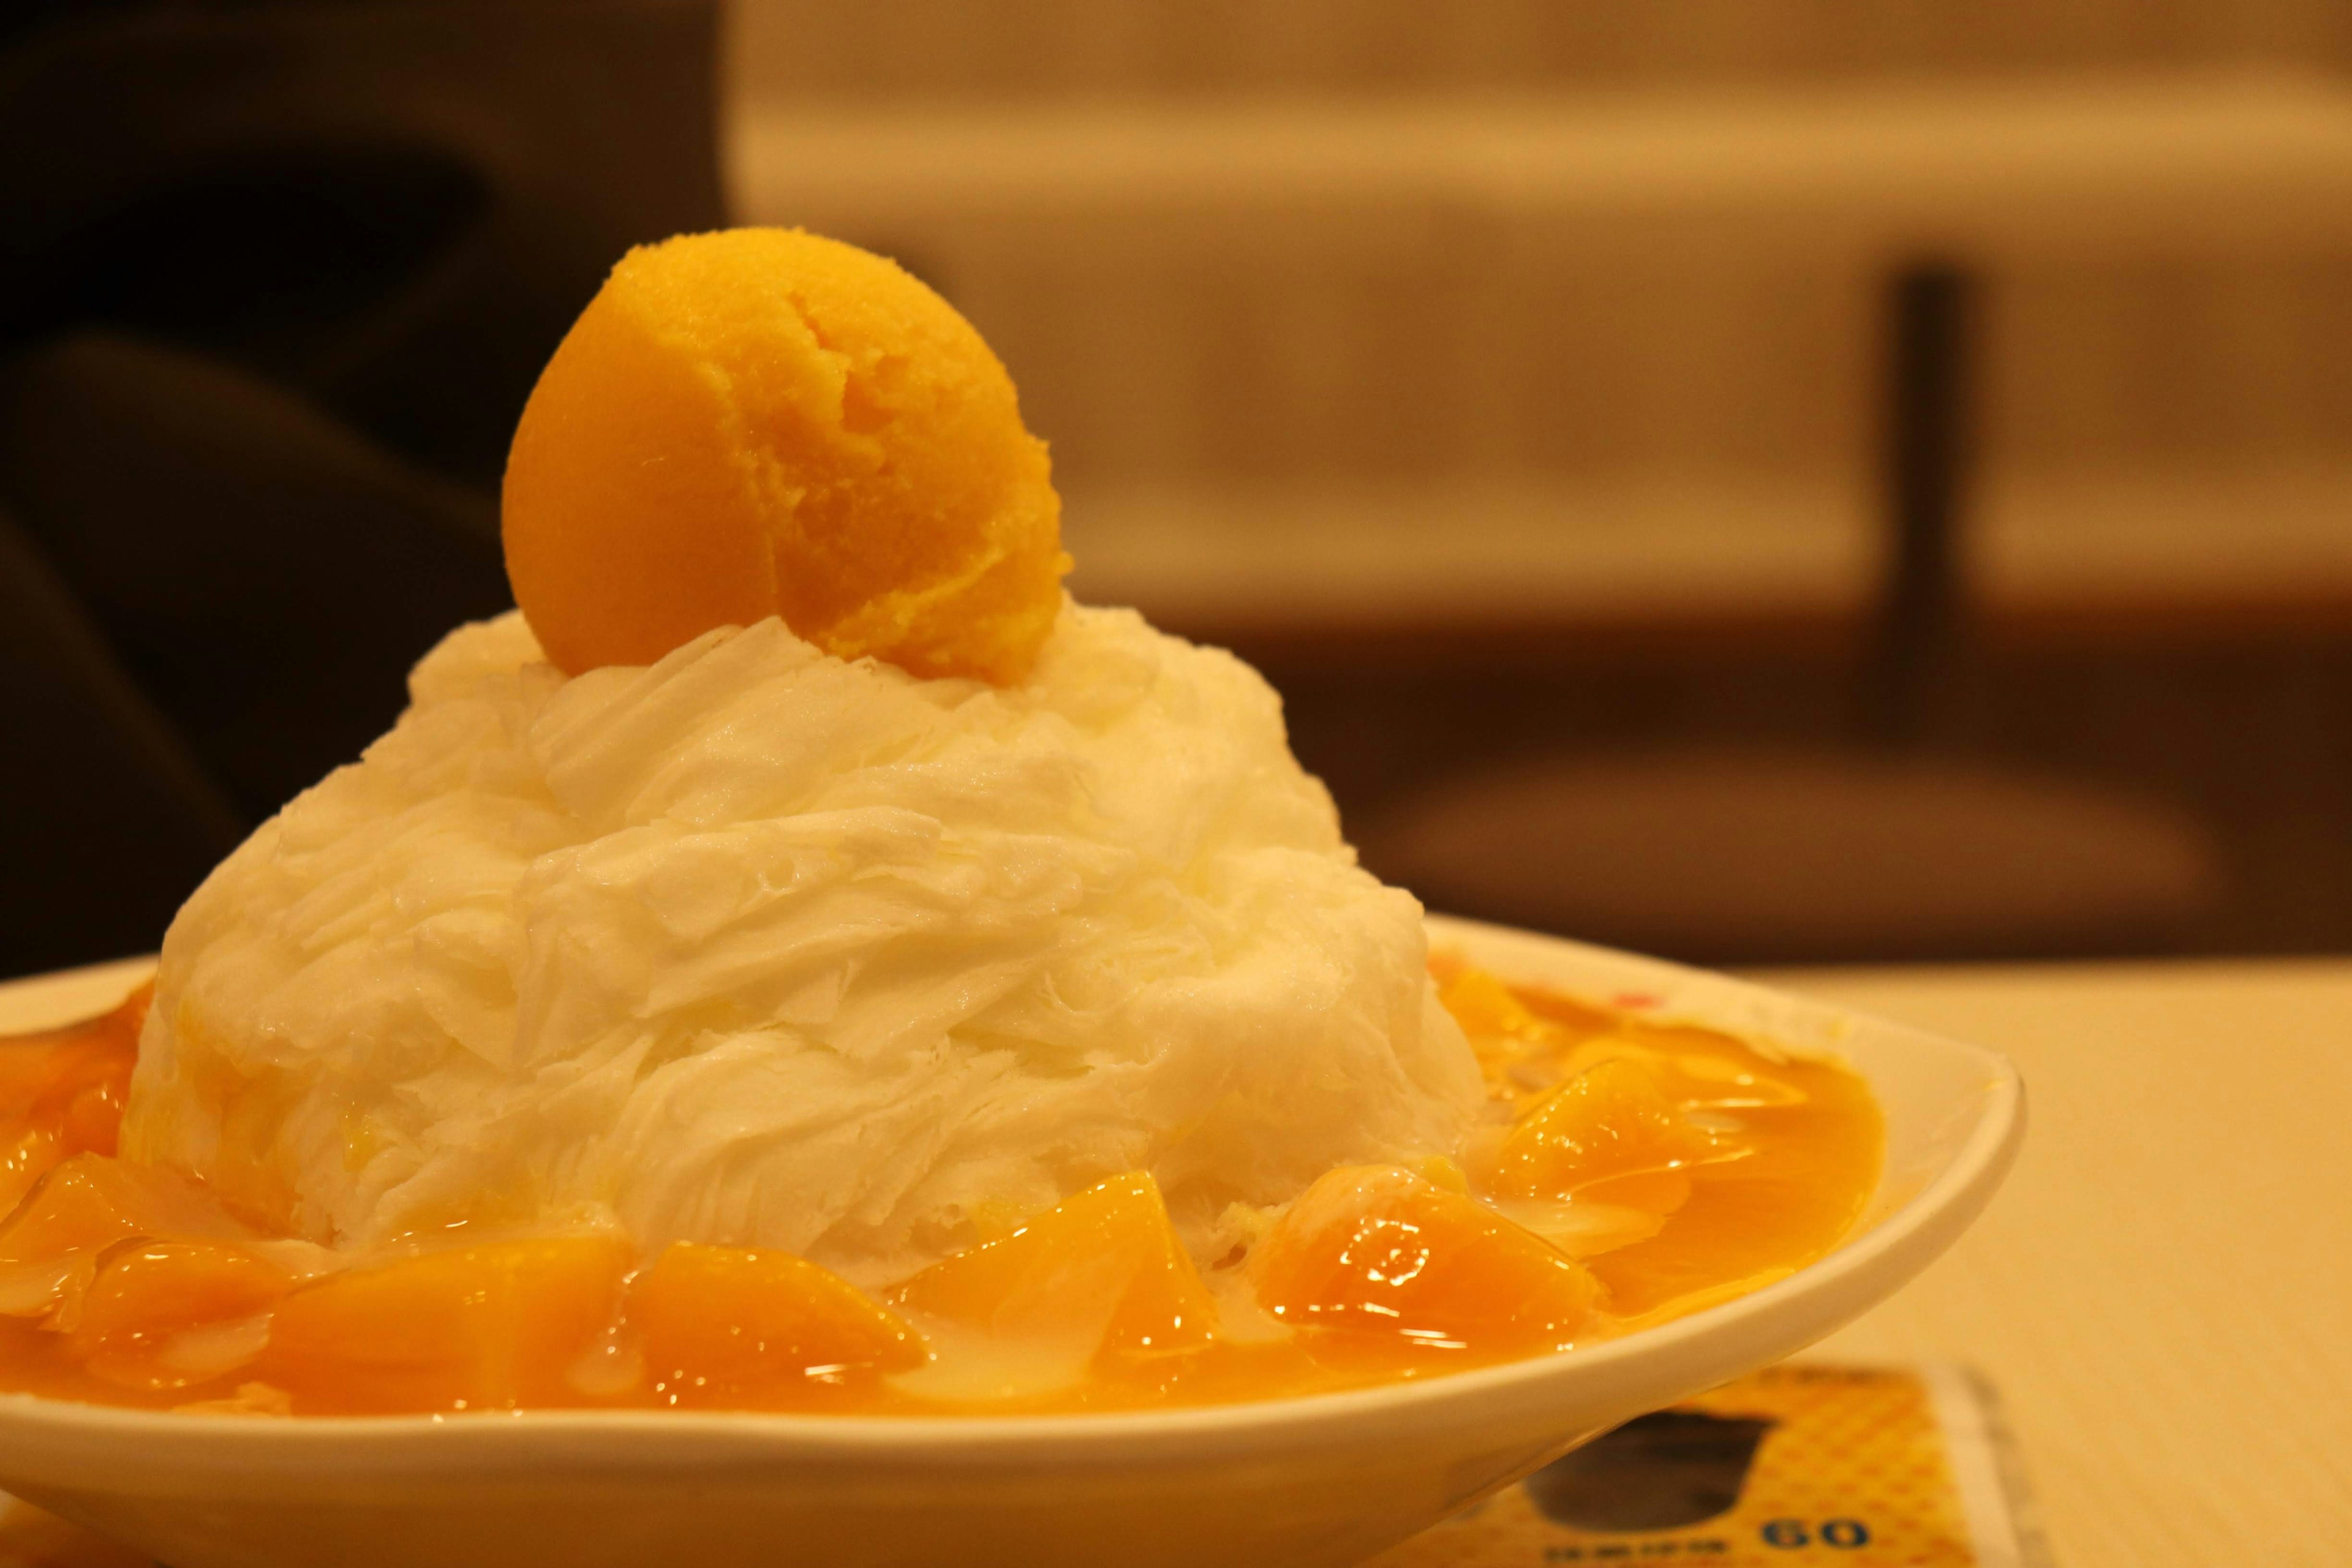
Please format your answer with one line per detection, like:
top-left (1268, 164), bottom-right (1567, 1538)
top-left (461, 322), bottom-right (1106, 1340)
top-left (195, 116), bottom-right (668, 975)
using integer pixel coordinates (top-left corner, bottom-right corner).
top-left (6, 955), bottom-right (2349, 1564)
top-left (1757, 957), bottom-right (2352, 1568)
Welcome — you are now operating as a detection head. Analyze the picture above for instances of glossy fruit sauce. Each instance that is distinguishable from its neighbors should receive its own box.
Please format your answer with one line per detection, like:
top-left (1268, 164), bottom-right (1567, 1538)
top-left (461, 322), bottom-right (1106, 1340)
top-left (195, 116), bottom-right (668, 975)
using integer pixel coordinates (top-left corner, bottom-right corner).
top-left (0, 963), bottom-right (1879, 1417)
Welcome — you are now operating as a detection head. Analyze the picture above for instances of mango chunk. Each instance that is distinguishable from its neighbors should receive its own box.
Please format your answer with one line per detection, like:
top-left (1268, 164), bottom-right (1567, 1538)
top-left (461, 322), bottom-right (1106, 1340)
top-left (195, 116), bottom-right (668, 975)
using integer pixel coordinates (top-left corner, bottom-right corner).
top-left (0, 986), bottom-right (146, 1215)
top-left (634, 1243), bottom-right (925, 1408)
top-left (1482, 1059), bottom-right (1721, 1203)
top-left (503, 228), bottom-right (1067, 684)
top-left (889, 1172), bottom-right (1217, 1361)
top-left (67, 1242), bottom-right (290, 1391)
top-left (1250, 1166), bottom-right (1600, 1359)
top-left (0, 1154), bottom-right (247, 1268)
top-left (257, 1235), bottom-right (629, 1414)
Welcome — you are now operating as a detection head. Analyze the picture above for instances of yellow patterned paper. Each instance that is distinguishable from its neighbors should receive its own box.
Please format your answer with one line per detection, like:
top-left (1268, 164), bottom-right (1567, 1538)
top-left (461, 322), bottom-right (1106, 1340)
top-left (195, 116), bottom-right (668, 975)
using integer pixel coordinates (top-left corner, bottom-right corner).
top-left (1373, 1365), bottom-right (1991, 1568)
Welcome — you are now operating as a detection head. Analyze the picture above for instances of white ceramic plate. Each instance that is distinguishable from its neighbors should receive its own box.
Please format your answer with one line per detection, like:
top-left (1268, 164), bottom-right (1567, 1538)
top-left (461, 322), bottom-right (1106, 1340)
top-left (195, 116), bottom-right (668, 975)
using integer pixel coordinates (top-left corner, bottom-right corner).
top-left (0, 919), bottom-right (2022, 1568)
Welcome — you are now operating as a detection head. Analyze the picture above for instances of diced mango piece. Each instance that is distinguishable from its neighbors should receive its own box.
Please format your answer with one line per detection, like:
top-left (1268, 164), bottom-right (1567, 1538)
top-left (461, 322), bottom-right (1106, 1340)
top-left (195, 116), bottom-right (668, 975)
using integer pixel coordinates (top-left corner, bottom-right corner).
top-left (1437, 967), bottom-right (1554, 1044)
top-left (1251, 1166), bottom-right (1600, 1359)
top-left (67, 1242), bottom-right (290, 1391)
top-left (1482, 1059), bottom-right (1720, 1203)
top-left (889, 1172), bottom-right (1217, 1360)
top-left (1574, 1168), bottom-right (1695, 1216)
top-left (0, 1154), bottom-right (247, 1267)
top-left (0, 1131), bottom-right (63, 1238)
top-left (54, 1070), bottom-right (129, 1161)
top-left (257, 1235), bottom-right (628, 1414)
top-left (1556, 1033), bottom-right (1809, 1112)
top-left (503, 228), bottom-right (1067, 684)
top-left (633, 1243), bottom-right (925, 1408)
top-left (0, 986), bottom-right (146, 1214)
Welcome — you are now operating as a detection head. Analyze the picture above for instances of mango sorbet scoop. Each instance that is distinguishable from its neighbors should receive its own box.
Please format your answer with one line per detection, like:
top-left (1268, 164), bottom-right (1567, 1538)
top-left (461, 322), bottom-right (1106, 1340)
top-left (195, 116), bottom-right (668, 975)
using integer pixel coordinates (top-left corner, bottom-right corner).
top-left (502, 228), bottom-right (1069, 683)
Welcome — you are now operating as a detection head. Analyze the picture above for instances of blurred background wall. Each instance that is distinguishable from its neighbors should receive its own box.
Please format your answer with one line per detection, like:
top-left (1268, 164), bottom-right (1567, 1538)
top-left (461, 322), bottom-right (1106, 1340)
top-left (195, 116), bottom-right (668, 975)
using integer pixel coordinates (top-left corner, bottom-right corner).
top-left (728, 0), bottom-right (2352, 963)
top-left (729, 1), bottom-right (2352, 628)
top-left (731, 1), bottom-right (2352, 90)
top-left (7, 0), bottom-right (2352, 974)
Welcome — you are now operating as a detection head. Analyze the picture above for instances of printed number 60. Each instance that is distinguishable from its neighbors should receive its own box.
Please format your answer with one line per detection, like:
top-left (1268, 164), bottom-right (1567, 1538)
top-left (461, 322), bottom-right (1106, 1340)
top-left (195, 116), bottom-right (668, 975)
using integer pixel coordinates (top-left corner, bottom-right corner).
top-left (1760, 1518), bottom-right (1873, 1548)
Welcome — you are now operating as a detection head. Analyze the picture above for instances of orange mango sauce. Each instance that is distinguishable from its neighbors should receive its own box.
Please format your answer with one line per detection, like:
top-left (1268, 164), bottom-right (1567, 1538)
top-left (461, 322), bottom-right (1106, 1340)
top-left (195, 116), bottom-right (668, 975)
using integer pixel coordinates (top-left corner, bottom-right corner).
top-left (0, 963), bottom-right (1879, 1417)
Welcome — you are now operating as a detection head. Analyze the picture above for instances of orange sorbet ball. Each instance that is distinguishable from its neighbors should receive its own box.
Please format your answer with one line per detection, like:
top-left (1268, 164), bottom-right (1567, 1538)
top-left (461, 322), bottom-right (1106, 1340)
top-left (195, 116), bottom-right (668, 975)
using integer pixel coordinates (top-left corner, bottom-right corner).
top-left (502, 228), bottom-right (1068, 682)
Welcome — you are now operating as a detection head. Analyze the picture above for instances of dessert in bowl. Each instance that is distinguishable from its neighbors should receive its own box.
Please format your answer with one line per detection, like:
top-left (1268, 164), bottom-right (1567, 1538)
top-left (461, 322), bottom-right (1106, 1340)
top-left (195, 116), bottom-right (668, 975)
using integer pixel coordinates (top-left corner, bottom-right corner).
top-left (0, 232), bottom-right (2022, 1566)
top-left (0, 929), bottom-right (2018, 1568)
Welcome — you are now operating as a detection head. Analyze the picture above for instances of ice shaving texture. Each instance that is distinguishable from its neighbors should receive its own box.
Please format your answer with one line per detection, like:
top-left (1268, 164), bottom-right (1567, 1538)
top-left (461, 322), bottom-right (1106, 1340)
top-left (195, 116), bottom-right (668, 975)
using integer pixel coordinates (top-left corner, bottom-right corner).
top-left (123, 607), bottom-right (1480, 1285)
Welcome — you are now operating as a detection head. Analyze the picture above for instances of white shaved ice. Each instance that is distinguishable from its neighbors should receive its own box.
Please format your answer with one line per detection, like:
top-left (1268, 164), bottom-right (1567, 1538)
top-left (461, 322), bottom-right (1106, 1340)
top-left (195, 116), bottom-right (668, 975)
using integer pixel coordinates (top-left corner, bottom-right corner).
top-left (123, 606), bottom-right (1480, 1286)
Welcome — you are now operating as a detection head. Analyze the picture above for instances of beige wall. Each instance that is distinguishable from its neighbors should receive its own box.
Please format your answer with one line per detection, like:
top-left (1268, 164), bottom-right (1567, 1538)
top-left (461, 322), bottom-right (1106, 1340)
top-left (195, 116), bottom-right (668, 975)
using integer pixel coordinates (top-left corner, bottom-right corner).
top-left (726, 4), bottom-right (2352, 617)
top-left (731, 2), bottom-right (2348, 103)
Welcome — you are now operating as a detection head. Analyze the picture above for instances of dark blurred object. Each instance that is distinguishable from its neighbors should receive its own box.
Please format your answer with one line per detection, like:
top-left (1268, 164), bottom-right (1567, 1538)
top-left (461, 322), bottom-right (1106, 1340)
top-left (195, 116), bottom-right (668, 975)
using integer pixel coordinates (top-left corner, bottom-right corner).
top-left (0, 334), bottom-right (511, 822)
top-left (0, 1), bottom-right (723, 977)
top-left (1374, 750), bottom-right (2220, 964)
top-left (1359, 262), bottom-right (2229, 966)
top-left (0, 0), bottom-right (724, 484)
top-left (0, 498), bottom-right (243, 967)
top-left (1871, 262), bottom-right (1970, 745)
top-left (1523, 1410), bottom-right (1776, 1532)
top-left (0, 336), bottom-right (512, 974)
